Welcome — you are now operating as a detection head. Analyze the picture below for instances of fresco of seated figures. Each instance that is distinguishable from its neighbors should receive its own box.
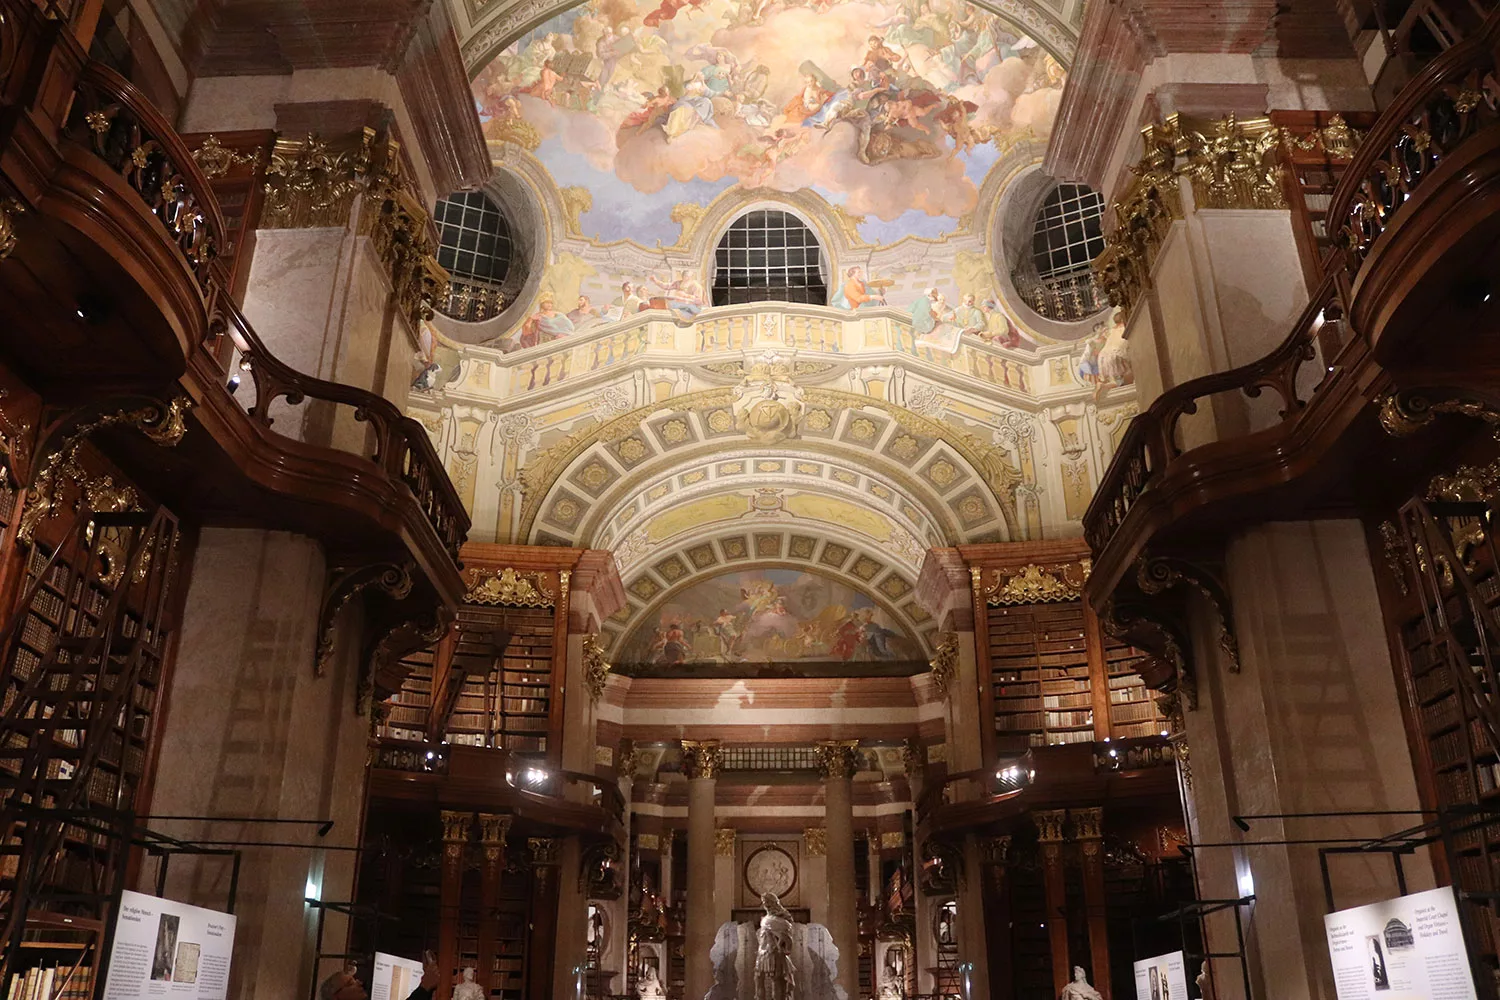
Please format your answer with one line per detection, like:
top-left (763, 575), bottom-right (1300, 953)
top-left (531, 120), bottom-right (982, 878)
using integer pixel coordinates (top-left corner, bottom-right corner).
top-left (615, 567), bottom-right (922, 670)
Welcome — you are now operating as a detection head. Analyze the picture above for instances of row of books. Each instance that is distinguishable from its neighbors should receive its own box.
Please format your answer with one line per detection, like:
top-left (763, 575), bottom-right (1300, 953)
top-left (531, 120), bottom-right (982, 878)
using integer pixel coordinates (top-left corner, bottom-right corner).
top-left (1109, 686), bottom-right (1148, 704)
top-left (6, 965), bottom-right (92, 1000)
top-left (1111, 702), bottom-right (1159, 723)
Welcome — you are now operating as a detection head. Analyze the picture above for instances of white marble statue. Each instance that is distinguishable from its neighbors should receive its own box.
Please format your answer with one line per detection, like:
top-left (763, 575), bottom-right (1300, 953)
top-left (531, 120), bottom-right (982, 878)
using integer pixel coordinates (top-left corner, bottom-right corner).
top-left (1195, 961), bottom-right (1214, 1000)
top-left (1060, 967), bottom-right (1103, 1000)
top-left (637, 963), bottom-right (665, 1000)
top-left (755, 892), bottom-right (796, 1000)
top-left (451, 968), bottom-right (484, 1000)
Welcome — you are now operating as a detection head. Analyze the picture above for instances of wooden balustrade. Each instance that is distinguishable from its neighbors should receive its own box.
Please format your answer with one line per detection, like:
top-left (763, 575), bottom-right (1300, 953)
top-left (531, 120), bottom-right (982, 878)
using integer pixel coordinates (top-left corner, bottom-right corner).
top-left (66, 63), bottom-right (227, 297)
top-left (205, 296), bottom-right (467, 561)
top-left (1083, 266), bottom-right (1355, 554)
top-left (1327, 8), bottom-right (1500, 279)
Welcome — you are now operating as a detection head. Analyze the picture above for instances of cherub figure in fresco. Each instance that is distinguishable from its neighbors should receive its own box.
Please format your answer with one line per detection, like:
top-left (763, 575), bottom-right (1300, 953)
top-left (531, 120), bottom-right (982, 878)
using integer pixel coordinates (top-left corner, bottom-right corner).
top-left (622, 85), bottom-right (677, 137)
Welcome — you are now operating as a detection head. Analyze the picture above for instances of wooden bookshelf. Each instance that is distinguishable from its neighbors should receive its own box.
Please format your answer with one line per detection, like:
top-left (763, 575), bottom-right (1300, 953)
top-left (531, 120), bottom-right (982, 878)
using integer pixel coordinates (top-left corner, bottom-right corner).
top-left (445, 607), bottom-right (555, 758)
top-left (987, 601), bottom-right (1095, 753)
top-left (1103, 635), bottom-right (1166, 739)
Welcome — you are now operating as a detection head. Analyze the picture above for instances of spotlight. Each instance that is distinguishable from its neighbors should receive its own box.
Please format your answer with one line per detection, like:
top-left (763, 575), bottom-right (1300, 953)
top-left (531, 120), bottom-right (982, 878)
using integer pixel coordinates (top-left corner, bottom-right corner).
top-left (73, 294), bottom-right (109, 325)
top-left (227, 372), bottom-right (241, 393)
top-left (1238, 869), bottom-right (1255, 897)
top-left (317, 820), bottom-right (335, 838)
top-left (1232, 815), bottom-right (1251, 832)
top-left (1108, 749), bottom-right (1117, 758)
top-left (1160, 730), bottom-right (1169, 737)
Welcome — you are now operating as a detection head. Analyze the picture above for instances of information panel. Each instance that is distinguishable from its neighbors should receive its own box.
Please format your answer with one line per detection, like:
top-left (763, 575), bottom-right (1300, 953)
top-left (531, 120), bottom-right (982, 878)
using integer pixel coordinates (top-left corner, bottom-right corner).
top-left (103, 891), bottom-right (236, 1000)
top-left (1133, 950), bottom-right (1189, 1000)
top-left (1323, 885), bottom-right (1476, 1000)
top-left (371, 953), bottom-right (426, 1000)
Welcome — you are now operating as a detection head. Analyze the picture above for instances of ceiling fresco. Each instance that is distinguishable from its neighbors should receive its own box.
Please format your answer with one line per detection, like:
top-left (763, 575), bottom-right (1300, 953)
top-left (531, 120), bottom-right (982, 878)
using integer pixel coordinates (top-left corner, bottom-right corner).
top-left (472, 0), bottom-right (1064, 247)
top-left (615, 567), bottom-right (922, 670)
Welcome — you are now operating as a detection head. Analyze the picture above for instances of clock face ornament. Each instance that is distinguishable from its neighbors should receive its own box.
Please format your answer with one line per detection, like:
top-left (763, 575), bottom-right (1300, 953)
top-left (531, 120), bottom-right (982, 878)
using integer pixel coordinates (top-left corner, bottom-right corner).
top-left (744, 845), bottom-right (797, 899)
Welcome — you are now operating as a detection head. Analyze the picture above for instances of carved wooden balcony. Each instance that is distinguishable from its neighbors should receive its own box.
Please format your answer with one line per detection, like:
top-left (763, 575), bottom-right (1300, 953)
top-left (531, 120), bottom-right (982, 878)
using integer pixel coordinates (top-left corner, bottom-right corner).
top-left (1084, 7), bottom-right (1500, 605)
top-left (0, 2), bottom-right (469, 623)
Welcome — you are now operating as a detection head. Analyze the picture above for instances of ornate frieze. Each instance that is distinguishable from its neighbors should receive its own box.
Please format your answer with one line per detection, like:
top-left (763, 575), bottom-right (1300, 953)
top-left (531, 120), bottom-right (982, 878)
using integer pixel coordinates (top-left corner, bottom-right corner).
top-left (1095, 113), bottom-right (1360, 314)
top-left (262, 130), bottom-right (374, 229)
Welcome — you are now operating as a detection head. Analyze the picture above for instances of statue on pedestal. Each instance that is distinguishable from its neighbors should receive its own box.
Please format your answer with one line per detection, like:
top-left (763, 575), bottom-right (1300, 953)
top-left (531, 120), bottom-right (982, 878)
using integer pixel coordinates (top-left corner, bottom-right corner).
top-left (755, 892), bottom-right (796, 1000)
top-left (637, 962), bottom-right (665, 1000)
top-left (1059, 967), bottom-right (1102, 1000)
top-left (451, 968), bottom-right (484, 1000)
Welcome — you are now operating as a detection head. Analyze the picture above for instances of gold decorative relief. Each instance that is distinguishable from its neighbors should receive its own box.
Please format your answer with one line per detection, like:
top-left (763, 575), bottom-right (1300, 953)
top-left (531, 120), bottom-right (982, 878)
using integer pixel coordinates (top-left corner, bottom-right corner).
top-left (582, 632), bottom-right (611, 703)
top-left (0, 199), bottom-right (25, 260)
top-left (804, 827), bottom-right (827, 857)
top-left (681, 739), bottom-right (723, 779)
top-left (928, 631), bottom-right (958, 695)
top-left (464, 567), bottom-right (556, 607)
top-left (714, 828), bottom-right (737, 856)
top-left (987, 563), bottom-right (1082, 606)
top-left (191, 135), bottom-right (260, 179)
top-left (262, 130), bottom-right (374, 229)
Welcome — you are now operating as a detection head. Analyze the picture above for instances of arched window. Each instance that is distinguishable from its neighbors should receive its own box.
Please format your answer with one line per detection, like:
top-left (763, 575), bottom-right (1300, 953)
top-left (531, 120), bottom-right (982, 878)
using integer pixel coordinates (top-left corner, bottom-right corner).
top-left (711, 210), bottom-right (827, 307)
top-left (1011, 183), bottom-right (1108, 322)
top-left (434, 191), bottom-right (515, 321)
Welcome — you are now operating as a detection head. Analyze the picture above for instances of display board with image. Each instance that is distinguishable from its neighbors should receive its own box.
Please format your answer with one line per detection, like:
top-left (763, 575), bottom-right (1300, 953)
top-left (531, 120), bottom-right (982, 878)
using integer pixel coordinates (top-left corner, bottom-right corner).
top-left (371, 952), bottom-right (428, 1000)
top-left (103, 891), bottom-right (236, 1000)
top-left (1133, 950), bottom-right (1189, 1000)
top-left (1323, 886), bottom-right (1476, 1000)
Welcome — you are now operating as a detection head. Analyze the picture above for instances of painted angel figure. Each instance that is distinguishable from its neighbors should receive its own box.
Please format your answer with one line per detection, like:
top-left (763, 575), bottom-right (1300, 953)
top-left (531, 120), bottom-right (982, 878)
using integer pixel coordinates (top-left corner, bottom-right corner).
top-left (755, 892), bottom-right (796, 1000)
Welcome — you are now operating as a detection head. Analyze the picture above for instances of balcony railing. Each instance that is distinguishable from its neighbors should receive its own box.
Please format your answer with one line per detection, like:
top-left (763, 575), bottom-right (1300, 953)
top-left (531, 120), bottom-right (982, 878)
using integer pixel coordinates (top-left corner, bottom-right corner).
top-left (1327, 11), bottom-right (1500, 280)
top-left (1083, 267), bottom-right (1355, 554)
top-left (38, 54), bottom-right (470, 565)
top-left (1012, 267), bottom-right (1109, 323)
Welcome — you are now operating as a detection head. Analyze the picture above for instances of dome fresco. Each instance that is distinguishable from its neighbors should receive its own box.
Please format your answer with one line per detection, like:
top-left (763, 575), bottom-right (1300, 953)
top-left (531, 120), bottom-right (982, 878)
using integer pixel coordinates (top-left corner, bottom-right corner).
top-left (472, 0), bottom-right (1065, 246)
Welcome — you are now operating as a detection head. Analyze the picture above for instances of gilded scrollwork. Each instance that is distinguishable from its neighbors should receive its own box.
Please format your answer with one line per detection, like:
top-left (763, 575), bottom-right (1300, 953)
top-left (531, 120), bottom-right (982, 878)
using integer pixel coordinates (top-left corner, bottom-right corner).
top-left (464, 566), bottom-right (557, 606)
top-left (19, 397), bottom-right (192, 543)
top-left (191, 135), bottom-right (260, 179)
top-left (582, 632), bottom-right (611, 703)
top-left (1134, 557), bottom-right (1239, 672)
top-left (928, 631), bottom-right (958, 695)
top-left (262, 130), bottom-right (374, 229)
top-left (988, 562), bottom-right (1082, 606)
top-left (680, 738), bottom-right (723, 779)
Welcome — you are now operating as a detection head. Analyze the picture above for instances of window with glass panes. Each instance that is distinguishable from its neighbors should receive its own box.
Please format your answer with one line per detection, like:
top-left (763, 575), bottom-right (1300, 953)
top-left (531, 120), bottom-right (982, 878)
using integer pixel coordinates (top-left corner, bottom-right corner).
top-left (1029, 184), bottom-right (1106, 279)
top-left (433, 191), bottom-right (514, 285)
top-left (711, 210), bottom-right (827, 306)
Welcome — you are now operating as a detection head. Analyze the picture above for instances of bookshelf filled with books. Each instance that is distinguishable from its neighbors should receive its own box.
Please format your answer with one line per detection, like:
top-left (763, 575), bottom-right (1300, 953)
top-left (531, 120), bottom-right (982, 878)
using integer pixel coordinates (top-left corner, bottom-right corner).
top-left (445, 606), bottom-right (555, 760)
top-left (986, 601), bottom-right (1095, 753)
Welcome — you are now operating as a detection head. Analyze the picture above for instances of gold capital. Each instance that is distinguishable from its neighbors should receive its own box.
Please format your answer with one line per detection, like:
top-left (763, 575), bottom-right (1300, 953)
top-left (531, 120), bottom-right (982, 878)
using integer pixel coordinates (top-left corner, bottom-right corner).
top-left (681, 739), bottom-right (723, 779)
top-left (814, 739), bottom-right (861, 779)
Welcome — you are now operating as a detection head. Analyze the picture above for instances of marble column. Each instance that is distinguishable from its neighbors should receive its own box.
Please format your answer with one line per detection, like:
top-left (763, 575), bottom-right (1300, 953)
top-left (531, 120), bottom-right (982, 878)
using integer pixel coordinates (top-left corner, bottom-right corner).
top-left (440, 811), bottom-right (474, 999)
top-left (1074, 808), bottom-right (1110, 998)
top-left (817, 740), bottom-right (861, 1000)
top-left (682, 740), bottom-right (722, 1000)
top-left (1034, 809), bottom-right (1070, 997)
top-left (477, 815), bottom-right (512, 993)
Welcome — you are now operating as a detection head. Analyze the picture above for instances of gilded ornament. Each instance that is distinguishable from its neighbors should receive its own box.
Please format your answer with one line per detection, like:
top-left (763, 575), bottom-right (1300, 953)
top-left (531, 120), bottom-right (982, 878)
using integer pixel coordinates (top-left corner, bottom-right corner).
top-left (804, 827), bottom-right (827, 857)
top-left (928, 631), bottom-right (958, 696)
top-left (262, 130), bottom-right (373, 230)
top-left (441, 810), bottom-right (473, 843)
top-left (19, 397), bottom-right (192, 543)
top-left (191, 135), bottom-right (259, 179)
top-left (1032, 808), bottom-right (1066, 843)
top-left (0, 199), bottom-right (24, 260)
top-left (669, 202), bottom-right (707, 247)
top-left (733, 353), bottom-right (806, 445)
top-left (1377, 520), bottom-right (1411, 596)
top-left (1072, 806), bottom-right (1103, 840)
top-left (84, 110), bottom-right (113, 134)
top-left (479, 813), bottom-right (511, 849)
top-left (880, 831), bottom-right (905, 849)
top-left (464, 567), bottom-right (556, 607)
top-left (681, 739), bottom-right (723, 779)
top-left (529, 837), bottom-right (562, 865)
top-left (814, 739), bottom-right (860, 779)
top-left (714, 828), bottom-right (737, 856)
top-left (988, 563), bottom-right (1079, 606)
top-left (582, 633), bottom-right (611, 703)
